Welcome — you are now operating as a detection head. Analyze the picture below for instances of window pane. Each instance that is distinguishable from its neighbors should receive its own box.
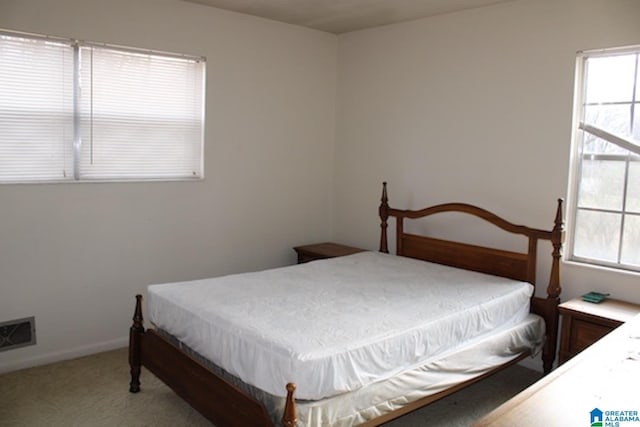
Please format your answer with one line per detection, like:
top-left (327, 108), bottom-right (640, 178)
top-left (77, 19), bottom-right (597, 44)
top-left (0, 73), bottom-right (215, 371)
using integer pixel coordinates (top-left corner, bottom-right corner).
top-left (637, 57), bottom-right (640, 101)
top-left (573, 210), bottom-right (621, 263)
top-left (621, 215), bottom-right (640, 267)
top-left (634, 102), bottom-right (639, 141)
top-left (577, 158), bottom-right (626, 210)
top-left (585, 104), bottom-right (632, 139)
top-left (627, 161), bottom-right (640, 213)
top-left (585, 55), bottom-right (636, 104)
top-left (582, 133), bottom-right (628, 156)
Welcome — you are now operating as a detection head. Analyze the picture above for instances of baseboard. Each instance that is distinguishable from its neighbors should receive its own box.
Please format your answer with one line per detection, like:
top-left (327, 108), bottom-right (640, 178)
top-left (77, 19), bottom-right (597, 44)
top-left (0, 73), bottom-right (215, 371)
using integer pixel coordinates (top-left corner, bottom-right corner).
top-left (0, 336), bottom-right (128, 374)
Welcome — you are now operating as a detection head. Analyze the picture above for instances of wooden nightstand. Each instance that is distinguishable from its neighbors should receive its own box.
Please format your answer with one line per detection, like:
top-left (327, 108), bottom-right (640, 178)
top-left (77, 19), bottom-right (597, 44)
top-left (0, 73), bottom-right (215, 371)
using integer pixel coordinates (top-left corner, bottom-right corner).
top-left (293, 242), bottom-right (365, 264)
top-left (558, 297), bottom-right (640, 364)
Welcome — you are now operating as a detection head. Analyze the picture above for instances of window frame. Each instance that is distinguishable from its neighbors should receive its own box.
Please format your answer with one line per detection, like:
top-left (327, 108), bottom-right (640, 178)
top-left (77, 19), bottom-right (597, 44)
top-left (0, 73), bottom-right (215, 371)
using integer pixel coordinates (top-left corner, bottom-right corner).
top-left (0, 29), bottom-right (206, 184)
top-left (567, 45), bottom-right (640, 273)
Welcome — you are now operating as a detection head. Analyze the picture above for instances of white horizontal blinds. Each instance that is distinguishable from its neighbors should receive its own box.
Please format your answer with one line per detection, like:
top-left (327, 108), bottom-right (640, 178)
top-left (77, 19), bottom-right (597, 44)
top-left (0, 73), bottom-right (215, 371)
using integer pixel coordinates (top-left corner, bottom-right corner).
top-left (0, 33), bottom-right (74, 182)
top-left (0, 30), bottom-right (205, 183)
top-left (78, 45), bottom-right (205, 180)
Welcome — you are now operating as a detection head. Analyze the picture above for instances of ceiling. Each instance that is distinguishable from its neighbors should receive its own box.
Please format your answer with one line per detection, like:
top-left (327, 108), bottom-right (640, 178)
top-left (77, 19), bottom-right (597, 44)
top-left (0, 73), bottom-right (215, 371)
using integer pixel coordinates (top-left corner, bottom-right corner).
top-left (181, 0), bottom-right (515, 34)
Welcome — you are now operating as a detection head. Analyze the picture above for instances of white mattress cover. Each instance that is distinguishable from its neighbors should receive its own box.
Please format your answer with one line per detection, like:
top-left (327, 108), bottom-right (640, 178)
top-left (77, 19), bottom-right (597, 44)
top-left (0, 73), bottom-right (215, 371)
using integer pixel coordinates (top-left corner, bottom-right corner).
top-left (148, 251), bottom-right (534, 400)
top-left (297, 314), bottom-right (545, 426)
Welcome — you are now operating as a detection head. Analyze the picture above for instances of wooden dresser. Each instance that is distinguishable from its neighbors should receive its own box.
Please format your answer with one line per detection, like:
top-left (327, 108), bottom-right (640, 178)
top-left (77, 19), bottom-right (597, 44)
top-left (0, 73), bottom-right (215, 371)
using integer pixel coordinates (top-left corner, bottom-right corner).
top-left (293, 242), bottom-right (365, 264)
top-left (558, 297), bottom-right (640, 364)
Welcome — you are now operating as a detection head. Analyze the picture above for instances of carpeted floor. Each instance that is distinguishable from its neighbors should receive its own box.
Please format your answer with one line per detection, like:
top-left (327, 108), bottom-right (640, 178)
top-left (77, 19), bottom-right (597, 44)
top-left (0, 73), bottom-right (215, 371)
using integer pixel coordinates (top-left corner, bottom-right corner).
top-left (0, 348), bottom-right (540, 426)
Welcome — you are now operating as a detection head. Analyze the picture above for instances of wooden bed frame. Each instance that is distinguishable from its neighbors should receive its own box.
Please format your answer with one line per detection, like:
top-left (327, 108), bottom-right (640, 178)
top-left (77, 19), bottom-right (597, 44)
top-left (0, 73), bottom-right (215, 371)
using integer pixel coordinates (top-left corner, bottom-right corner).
top-left (129, 182), bottom-right (564, 427)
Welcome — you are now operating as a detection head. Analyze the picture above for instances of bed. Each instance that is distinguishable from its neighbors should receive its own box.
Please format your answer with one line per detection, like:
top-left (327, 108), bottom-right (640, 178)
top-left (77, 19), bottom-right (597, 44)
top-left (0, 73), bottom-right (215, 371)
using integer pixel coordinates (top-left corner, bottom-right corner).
top-left (128, 182), bottom-right (565, 426)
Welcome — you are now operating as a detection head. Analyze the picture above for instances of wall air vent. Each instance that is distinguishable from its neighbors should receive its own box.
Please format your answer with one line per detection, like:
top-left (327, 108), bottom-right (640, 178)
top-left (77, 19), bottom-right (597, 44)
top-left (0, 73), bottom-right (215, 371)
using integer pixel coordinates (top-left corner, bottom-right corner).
top-left (0, 317), bottom-right (36, 352)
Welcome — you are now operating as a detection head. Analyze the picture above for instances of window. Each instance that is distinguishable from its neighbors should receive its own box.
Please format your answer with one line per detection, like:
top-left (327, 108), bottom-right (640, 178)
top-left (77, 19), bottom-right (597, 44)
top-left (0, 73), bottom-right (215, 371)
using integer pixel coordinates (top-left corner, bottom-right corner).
top-left (0, 30), bottom-right (205, 183)
top-left (568, 46), bottom-right (640, 272)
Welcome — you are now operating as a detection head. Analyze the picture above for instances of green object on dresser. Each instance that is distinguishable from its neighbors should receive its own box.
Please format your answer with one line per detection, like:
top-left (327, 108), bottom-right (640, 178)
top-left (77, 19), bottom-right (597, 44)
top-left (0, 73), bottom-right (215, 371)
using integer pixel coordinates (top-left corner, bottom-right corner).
top-left (581, 292), bottom-right (610, 303)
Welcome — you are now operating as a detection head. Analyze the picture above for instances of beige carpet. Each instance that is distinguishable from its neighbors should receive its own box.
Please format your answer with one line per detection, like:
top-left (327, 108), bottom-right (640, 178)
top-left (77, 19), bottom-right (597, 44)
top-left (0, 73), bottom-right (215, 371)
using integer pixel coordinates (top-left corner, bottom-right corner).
top-left (0, 348), bottom-right (540, 426)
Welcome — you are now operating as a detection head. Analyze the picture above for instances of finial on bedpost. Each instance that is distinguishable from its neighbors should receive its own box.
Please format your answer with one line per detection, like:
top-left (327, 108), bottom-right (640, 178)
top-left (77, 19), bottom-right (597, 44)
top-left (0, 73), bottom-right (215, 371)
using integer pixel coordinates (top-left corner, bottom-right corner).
top-left (282, 383), bottom-right (297, 427)
top-left (133, 294), bottom-right (143, 330)
top-left (379, 182), bottom-right (390, 253)
top-left (129, 294), bottom-right (145, 393)
top-left (547, 198), bottom-right (565, 300)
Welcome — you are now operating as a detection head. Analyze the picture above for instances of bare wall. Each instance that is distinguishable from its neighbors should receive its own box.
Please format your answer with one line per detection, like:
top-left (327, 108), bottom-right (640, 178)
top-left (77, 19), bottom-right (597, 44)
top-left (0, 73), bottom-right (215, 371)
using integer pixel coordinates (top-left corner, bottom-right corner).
top-left (334, 0), bottom-right (640, 303)
top-left (0, 0), bottom-right (337, 372)
top-left (3, 0), bottom-right (640, 374)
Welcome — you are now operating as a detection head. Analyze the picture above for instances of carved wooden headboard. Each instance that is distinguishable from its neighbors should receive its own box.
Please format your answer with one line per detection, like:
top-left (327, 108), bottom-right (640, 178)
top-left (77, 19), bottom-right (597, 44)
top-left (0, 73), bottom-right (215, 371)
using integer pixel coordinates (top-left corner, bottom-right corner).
top-left (378, 182), bottom-right (563, 290)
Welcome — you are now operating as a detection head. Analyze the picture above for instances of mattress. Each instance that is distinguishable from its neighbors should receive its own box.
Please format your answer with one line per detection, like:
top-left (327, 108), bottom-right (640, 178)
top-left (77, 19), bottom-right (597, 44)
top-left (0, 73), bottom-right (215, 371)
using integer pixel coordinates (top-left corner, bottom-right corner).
top-left (148, 251), bottom-right (534, 400)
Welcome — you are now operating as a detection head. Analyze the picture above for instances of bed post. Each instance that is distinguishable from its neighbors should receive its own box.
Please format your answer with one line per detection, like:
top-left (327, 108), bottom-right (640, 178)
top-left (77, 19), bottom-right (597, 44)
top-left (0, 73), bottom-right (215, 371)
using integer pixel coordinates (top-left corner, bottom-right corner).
top-left (379, 182), bottom-right (389, 253)
top-left (129, 294), bottom-right (145, 393)
top-left (548, 199), bottom-right (564, 300)
top-left (282, 383), bottom-right (297, 427)
top-left (542, 199), bottom-right (565, 374)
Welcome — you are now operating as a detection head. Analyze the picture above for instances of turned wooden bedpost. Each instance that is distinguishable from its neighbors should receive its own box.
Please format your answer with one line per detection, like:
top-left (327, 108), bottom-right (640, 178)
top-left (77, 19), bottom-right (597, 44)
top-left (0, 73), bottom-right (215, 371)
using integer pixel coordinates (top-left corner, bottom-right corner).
top-left (129, 294), bottom-right (145, 393)
top-left (548, 199), bottom-right (565, 300)
top-left (282, 383), bottom-right (297, 427)
top-left (542, 198), bottom-right (565, 374)
top-left (379, 182), bottom-right (390, 253)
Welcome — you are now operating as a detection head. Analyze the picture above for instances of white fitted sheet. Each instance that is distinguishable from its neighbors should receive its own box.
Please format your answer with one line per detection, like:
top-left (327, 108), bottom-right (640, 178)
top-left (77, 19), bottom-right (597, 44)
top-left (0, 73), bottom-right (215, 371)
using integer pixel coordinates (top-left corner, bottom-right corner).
top-left (148, 251), bottom-right (534, 400)
top-left (298, 314), bottom-right (545, 426)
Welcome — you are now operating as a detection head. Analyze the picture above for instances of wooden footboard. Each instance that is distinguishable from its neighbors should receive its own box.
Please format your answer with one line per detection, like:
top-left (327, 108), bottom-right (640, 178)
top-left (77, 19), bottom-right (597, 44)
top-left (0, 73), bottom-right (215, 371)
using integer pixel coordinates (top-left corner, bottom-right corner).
top-left (128, 295), bottom-right (296, 427)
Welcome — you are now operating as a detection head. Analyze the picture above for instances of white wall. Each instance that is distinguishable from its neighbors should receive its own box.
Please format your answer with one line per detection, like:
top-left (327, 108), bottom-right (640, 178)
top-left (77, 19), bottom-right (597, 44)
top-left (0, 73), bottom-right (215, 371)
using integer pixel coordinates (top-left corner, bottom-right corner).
top-left (0, 0), bottom-right (337, 372)
top-left (334, 0), bottom-right (640, 305)
top-left (2, 0), bottom-right (640, 374)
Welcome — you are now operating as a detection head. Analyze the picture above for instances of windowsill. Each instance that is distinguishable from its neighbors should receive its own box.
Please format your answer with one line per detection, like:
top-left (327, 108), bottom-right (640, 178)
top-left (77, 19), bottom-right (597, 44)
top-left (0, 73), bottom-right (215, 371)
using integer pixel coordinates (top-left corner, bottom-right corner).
top-left (562, 258), bottom-right (640, 278)
top-left (0, 177), bottom-right (205, 185)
